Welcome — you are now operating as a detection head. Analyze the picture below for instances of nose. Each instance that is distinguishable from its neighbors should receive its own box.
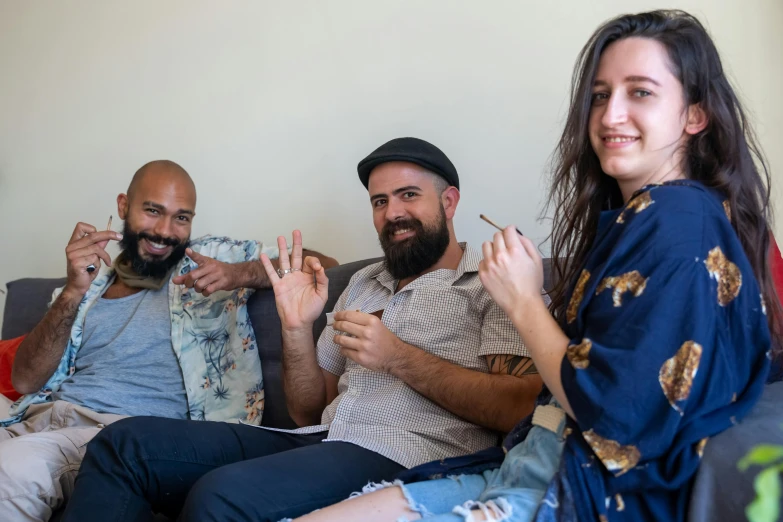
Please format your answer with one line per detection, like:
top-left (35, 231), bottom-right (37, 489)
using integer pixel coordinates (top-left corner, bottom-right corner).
top-left (153, 217), bottom-right (174, 240)
top-left (384, 198), bottom-right (406, 222)
top-left (601, 91), bottom-right (629, 128)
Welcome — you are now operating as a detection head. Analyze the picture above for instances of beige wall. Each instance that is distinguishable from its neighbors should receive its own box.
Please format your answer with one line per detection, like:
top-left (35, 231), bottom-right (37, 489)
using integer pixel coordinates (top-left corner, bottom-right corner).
top-left (1, 1), bottom-right (781, 333)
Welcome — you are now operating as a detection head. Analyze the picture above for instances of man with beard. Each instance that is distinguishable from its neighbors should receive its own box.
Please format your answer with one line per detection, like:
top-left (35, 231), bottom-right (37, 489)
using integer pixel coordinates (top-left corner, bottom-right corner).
top-left (60, 139), bottom-right (542, 522)
top-left (0, 160), bottom-right (335, 521)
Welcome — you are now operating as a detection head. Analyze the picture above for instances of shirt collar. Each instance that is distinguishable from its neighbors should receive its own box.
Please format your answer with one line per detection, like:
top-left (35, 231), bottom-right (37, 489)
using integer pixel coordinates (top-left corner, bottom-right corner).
top-left (373, 242), bottom-right (480, 291)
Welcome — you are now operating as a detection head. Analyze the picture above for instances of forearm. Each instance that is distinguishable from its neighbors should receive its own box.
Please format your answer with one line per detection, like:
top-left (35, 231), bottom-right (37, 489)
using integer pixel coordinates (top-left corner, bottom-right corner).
top-left (391, 346), bottom-right (541, 433)
top-left (509, 297), bottom-right (575, 419)
top-left (233, 259), bottom-right (276, 290)
top-left (12, 288), bottom-right (82, 394)
top-left (232, 249), bottom-right (330, 290)
top-left (281, 327), bottom-right (327, 426)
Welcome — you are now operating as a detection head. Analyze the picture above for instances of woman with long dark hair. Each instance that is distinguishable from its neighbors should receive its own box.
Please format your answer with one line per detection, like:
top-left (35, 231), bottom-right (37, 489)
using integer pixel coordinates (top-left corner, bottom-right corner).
top-left (289, 10), bottom-right (779, 522)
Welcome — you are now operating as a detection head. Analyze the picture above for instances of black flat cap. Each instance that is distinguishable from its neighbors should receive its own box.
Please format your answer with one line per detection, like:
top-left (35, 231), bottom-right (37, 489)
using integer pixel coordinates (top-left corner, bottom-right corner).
top-left (357, 137), bottom-right (459, 190)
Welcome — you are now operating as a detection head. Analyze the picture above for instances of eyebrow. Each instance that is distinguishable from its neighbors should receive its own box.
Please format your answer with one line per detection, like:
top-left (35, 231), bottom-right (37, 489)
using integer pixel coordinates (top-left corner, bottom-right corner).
top-left (142, 200), bottom-right (195, 216)
top-left (594, 75), bottom-right (662, 87)
top-left (370, 185), bottom-right (422, 202)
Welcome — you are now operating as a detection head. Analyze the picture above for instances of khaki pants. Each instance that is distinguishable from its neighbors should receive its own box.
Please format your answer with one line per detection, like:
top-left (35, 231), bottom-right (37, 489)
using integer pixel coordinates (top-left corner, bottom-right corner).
top-left (0, 400), bottom-right (126, 522)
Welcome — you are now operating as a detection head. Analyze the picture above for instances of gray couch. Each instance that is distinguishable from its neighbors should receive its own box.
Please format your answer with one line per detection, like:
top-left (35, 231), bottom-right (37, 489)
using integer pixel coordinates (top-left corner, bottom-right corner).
top-left (3, 257), bottom-right (782, 521)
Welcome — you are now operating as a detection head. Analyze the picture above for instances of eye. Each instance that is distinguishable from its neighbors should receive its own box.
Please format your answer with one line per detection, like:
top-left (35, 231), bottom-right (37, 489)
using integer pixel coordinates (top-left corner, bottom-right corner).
top-left (177, 215), bottom-right (190, 222)
top-left (402, 192), bottom-right (417, 199)
top-left (146, 208), bottom-right (159, 215)
top-left (591, 92), bottom-right (609, 104)
top-left (373, 199), bottom-right (387, 208)
top-left (633, 89), bottom-right (652, 98)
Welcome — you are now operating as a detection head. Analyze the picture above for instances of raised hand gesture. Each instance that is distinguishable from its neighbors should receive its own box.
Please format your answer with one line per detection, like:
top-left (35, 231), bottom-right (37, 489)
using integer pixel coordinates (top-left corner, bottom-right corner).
top-left (259, 230), bottom-right (328, 331)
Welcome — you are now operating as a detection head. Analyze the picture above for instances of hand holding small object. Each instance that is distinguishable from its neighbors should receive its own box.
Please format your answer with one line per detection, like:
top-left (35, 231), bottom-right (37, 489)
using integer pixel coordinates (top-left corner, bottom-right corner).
top-left (64, 218), bottom-right (123, 299)
top-left (86, 216), bottom-right (114, 273)
top-left (479, 214), bottom-right (523, 236)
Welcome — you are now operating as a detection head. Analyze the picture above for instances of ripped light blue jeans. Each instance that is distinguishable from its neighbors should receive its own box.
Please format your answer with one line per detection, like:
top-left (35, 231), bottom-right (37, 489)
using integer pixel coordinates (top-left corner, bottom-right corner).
top-left (368, 403), bottom-right (566, 522)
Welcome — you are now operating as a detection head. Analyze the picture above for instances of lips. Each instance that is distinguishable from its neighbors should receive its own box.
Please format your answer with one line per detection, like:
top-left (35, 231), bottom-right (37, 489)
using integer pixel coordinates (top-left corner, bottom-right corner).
top-left (601, 135), bottom-right (640, 149)
top-left (142, 238), bottom-right (173, 256)
top-left (391, 228), bottom-right (415, 241)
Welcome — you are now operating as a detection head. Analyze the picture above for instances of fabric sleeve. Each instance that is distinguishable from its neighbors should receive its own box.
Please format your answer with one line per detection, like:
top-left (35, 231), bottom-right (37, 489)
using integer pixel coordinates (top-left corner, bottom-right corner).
top-left (562, 257), bottom-right (716, 475)
top-left (560, 233), bottom-right (774, 480)
top-left (191, 236), bottom-right (288, 264)
top-left (478, 293), bottom-right (544, 358)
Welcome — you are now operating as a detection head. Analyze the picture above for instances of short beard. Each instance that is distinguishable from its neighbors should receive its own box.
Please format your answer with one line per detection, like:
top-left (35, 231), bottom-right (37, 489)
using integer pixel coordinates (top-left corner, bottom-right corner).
top-left (379, 205), bottom-right (450, 280)
top-left (118, 222), bottom-right (189, 278)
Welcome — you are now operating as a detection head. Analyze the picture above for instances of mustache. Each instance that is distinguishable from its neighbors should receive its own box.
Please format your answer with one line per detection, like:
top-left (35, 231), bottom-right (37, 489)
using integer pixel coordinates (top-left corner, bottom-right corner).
top-left (382, 219), bottom-right (424, 238)
top-left (137, 232), bottom-right (181, 247)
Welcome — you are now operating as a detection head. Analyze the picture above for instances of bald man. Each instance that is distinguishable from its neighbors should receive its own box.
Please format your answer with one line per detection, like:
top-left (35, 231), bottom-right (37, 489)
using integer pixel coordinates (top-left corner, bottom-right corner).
top-left (0, 160), bottom-right (335, 521)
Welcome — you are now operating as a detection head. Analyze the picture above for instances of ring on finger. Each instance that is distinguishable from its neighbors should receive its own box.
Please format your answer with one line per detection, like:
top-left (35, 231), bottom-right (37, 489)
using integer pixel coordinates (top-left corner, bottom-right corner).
top-left (277, 268), bottom-right (302, 278)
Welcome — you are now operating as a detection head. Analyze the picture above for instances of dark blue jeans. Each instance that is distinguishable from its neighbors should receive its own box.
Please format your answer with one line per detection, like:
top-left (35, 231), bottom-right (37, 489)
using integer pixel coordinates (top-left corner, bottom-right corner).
top-left (60, 416), bottom-right (404, 522)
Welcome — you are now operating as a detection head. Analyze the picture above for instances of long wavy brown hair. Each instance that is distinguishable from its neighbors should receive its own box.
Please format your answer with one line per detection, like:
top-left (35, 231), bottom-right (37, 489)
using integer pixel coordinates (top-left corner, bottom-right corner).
top-left (545, 10), bottom-right (783, 358)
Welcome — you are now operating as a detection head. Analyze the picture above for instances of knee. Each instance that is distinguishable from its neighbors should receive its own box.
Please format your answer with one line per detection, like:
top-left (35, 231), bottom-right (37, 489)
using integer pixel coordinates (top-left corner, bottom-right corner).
top-left (180, 467), bottom-right (245, 522)
top-left (0, 439), bottom-right (57, 497)
top-left (0, 439), bottom-right (33, 482)
top-left (84, 416), bottom-right (169, 467)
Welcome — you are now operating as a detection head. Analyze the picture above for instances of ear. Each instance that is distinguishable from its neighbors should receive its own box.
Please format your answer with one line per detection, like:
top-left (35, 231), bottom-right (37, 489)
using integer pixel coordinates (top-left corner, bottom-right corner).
top-left (685, 103), bottom-right (708, 135)
top-left (441, 186), bottom-right (461, 220)
top-left (117, 193), bottom-right (129, 220)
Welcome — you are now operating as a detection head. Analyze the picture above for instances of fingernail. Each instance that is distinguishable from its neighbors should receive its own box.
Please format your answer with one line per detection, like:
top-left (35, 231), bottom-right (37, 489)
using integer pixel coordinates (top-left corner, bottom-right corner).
top-left (116, 233), bottom-right (123, 239)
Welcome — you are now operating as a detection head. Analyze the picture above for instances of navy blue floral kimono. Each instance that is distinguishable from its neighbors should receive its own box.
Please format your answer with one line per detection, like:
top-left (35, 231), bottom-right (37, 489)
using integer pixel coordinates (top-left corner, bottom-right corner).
top-left (536, 180), bottom-right (771, 521)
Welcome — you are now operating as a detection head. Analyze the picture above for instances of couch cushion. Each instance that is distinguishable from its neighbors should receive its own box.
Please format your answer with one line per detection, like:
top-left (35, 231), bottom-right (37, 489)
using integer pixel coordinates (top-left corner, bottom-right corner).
top-left (2, 278), bottom-right (66, 340)
top-left (3, 256), bottom-right (553, 430)
top-left (0, 335), bottom-right (25, 401)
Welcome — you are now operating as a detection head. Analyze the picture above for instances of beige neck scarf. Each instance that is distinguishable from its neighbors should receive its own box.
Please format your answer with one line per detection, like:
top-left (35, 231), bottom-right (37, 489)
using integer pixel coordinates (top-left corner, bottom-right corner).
top-left (112, 251), bottom-right (174, 290)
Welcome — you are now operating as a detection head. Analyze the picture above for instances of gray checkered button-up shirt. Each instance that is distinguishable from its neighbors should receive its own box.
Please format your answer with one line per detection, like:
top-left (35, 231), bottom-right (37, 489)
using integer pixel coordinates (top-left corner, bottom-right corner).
top-left (296, 243), bottom-right (529, 469)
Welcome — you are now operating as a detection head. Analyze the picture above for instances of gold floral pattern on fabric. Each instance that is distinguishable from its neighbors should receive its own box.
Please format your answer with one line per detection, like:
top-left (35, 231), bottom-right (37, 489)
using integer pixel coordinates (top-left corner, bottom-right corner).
top-left (696, 437), bottom-right (708, 458)
top-left (583, 429), bottom-right (641, 476)
top-left (615, 493), bottom-right (626, 512)
top-left (566, 339), bottom-right (592, 369)
top-left (596, 270), bottom-right (648, 307)
top-left (599, 516), bottom-right (609, 522)
top-left (617, 191), bottom-right (654, 224)
top-left (761, 294), bottom-right (767, 316)
top-left (567, 269), bottom-right (591, 324)
top-left (659, 341), bottom-right (703, 415)
top-left (723, 200), bottom-right (732, 222)
top-left (704, 246), bottom-right (742, 306)
top-left (244, 389), bottom-right (265, 424)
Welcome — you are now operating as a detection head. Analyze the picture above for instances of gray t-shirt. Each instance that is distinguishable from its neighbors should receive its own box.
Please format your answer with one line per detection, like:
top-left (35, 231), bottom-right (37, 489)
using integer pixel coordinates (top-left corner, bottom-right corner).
top-left (53, 280), bottom-right (188, 418)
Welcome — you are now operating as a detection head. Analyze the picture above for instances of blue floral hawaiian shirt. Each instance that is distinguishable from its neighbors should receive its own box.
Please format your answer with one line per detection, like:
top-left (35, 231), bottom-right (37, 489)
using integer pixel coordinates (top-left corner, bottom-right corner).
top-left (1, 235), bottom-right (279, 427)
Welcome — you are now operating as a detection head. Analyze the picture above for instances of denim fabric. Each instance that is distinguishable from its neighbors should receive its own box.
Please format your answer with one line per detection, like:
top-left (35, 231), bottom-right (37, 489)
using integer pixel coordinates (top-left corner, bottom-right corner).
top-left (394, 406), bottom-right (566, 522)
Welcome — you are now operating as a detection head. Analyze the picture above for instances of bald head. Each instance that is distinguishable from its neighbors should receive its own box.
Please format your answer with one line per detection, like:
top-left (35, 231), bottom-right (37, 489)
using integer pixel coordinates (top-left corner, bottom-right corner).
top-left (127, 160), bottom-right (196, 204)
top-left (116, 160), bottom-right (197, 260)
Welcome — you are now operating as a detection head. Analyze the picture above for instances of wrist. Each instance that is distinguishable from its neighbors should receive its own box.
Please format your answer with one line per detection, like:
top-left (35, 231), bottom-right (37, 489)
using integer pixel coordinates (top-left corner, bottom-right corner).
top-left (244, 260), bottom-right (270, 289)
top-left (282, 324), bottom-right (315, 338)
top-left (387, 339), bottom-right (418, 377)
top-left (60, 285), bottom-right (87, 302)
top-left (509, 292), bottom-right (547, 323)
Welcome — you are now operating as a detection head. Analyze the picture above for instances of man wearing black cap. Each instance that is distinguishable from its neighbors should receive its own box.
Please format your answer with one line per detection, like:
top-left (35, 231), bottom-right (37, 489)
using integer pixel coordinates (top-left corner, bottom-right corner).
top-left (62, 138), bottom-right (542, 522)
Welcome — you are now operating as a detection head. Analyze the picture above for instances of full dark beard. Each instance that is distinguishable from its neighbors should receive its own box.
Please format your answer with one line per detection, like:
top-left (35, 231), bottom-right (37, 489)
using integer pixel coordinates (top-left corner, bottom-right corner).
top-left (379, 205), bottom-right (450, 280)
top-left (118, 222), bottom-right (189, 278)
